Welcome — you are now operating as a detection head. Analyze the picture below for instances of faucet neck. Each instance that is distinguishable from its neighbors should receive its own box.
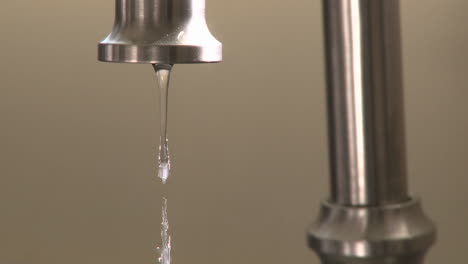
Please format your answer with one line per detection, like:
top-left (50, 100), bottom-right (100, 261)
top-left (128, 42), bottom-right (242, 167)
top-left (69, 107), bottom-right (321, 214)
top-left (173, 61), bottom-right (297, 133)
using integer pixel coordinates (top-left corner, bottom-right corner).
top-left (324, 0), bottom-right (408, 206)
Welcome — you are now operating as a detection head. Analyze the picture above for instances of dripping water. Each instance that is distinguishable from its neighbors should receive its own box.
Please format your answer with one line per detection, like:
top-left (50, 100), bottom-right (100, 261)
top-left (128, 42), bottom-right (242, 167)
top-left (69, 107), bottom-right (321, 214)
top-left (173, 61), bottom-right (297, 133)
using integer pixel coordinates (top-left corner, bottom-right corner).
top-left (153, 64), bottom-right (173, 264)
top-left (153, 64), bottom-right (173, 183)
top-left (157, 197), bottom-right (171, 264)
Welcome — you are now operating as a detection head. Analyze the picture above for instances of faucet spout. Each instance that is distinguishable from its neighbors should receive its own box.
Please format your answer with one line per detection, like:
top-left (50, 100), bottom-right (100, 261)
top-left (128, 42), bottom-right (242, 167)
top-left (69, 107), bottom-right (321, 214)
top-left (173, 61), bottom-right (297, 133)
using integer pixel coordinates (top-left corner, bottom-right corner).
top-left (98, 0), bottom-right (222, 64)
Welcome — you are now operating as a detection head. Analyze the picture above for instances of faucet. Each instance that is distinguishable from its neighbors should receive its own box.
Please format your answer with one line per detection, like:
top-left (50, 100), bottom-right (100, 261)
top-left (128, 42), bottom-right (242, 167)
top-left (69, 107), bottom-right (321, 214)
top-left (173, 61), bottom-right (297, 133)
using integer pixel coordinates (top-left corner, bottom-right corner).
top-left (97, 1), bottom-right (436, 263)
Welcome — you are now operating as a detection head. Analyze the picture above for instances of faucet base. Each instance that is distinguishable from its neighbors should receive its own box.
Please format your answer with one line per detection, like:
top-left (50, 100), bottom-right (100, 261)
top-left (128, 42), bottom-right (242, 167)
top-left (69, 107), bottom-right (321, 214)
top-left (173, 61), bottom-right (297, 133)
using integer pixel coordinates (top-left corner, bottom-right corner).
top-left (308, 198), bottom-right (436, 264)
top-left (317, 254), bottom-right (425, 264)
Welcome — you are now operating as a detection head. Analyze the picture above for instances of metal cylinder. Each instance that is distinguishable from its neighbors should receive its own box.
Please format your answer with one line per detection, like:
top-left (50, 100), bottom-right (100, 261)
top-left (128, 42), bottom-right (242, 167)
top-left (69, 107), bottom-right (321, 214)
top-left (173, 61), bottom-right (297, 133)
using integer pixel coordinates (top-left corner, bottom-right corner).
top-left (98, 0), bottom-right (222, 64)
top-left (308, 0), bottom-right (436, 263)
top-left (324, 0), bottom-right (408, 206)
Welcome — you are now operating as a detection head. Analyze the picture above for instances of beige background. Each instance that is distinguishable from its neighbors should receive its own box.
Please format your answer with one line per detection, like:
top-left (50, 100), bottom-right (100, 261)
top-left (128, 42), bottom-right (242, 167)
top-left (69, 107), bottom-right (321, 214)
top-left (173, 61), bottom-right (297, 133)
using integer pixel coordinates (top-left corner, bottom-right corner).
top-left (1, 0), bottom-right (467, 263)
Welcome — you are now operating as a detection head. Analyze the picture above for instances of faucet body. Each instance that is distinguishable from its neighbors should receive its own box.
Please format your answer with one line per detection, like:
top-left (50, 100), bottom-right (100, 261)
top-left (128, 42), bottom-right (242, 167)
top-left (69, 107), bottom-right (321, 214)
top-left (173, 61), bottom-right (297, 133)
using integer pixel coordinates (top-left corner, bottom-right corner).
top-left (324, 0), bottom-right (408, 207)
top-left (308, 0), bottom-right (436, 263)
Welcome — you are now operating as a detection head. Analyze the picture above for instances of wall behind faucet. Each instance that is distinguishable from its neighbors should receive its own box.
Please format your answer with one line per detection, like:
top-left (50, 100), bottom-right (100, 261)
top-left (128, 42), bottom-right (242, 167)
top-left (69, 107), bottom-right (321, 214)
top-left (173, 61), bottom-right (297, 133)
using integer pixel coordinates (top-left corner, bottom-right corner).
top-left (0, 1), bottom-right (466, 264)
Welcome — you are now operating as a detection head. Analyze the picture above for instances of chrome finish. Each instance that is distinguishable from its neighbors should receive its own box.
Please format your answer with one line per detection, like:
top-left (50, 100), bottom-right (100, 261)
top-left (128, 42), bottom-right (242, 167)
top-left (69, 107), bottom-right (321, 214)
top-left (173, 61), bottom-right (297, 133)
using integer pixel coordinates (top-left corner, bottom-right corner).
top-left (98, 0), bottom-right (222, 64)
top-left (308, 198), bottom-right (436, 264)
top-left (324, 0), bottom-right (408, 207)
top-left (308, 0), bottom-right (436, 263)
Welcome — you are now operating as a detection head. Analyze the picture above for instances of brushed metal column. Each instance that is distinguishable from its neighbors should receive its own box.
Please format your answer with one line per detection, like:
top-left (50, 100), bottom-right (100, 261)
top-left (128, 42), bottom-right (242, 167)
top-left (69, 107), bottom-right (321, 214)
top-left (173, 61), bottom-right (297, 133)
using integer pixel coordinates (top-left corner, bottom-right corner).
top-left (308, 1), bottom-right (436, 263)
top-left (324, 0), bottom-right (408, 206)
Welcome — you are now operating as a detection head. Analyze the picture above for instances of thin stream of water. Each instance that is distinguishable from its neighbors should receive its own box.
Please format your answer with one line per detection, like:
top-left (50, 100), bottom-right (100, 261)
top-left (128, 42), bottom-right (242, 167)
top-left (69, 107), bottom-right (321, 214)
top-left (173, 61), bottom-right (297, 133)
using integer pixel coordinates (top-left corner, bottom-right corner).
top-left (153, 64), bottom-right (173, 264)
top-left (153, 64), bottom-right (173, 184)
top-left (157, 197), bottom-right (171, 264)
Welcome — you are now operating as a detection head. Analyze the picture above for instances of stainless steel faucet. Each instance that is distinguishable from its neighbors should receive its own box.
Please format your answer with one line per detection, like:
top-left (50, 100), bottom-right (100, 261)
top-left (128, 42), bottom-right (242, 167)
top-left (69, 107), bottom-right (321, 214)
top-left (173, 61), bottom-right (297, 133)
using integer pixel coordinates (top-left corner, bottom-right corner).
top-left (97, 0), bottom-right (436, 263)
